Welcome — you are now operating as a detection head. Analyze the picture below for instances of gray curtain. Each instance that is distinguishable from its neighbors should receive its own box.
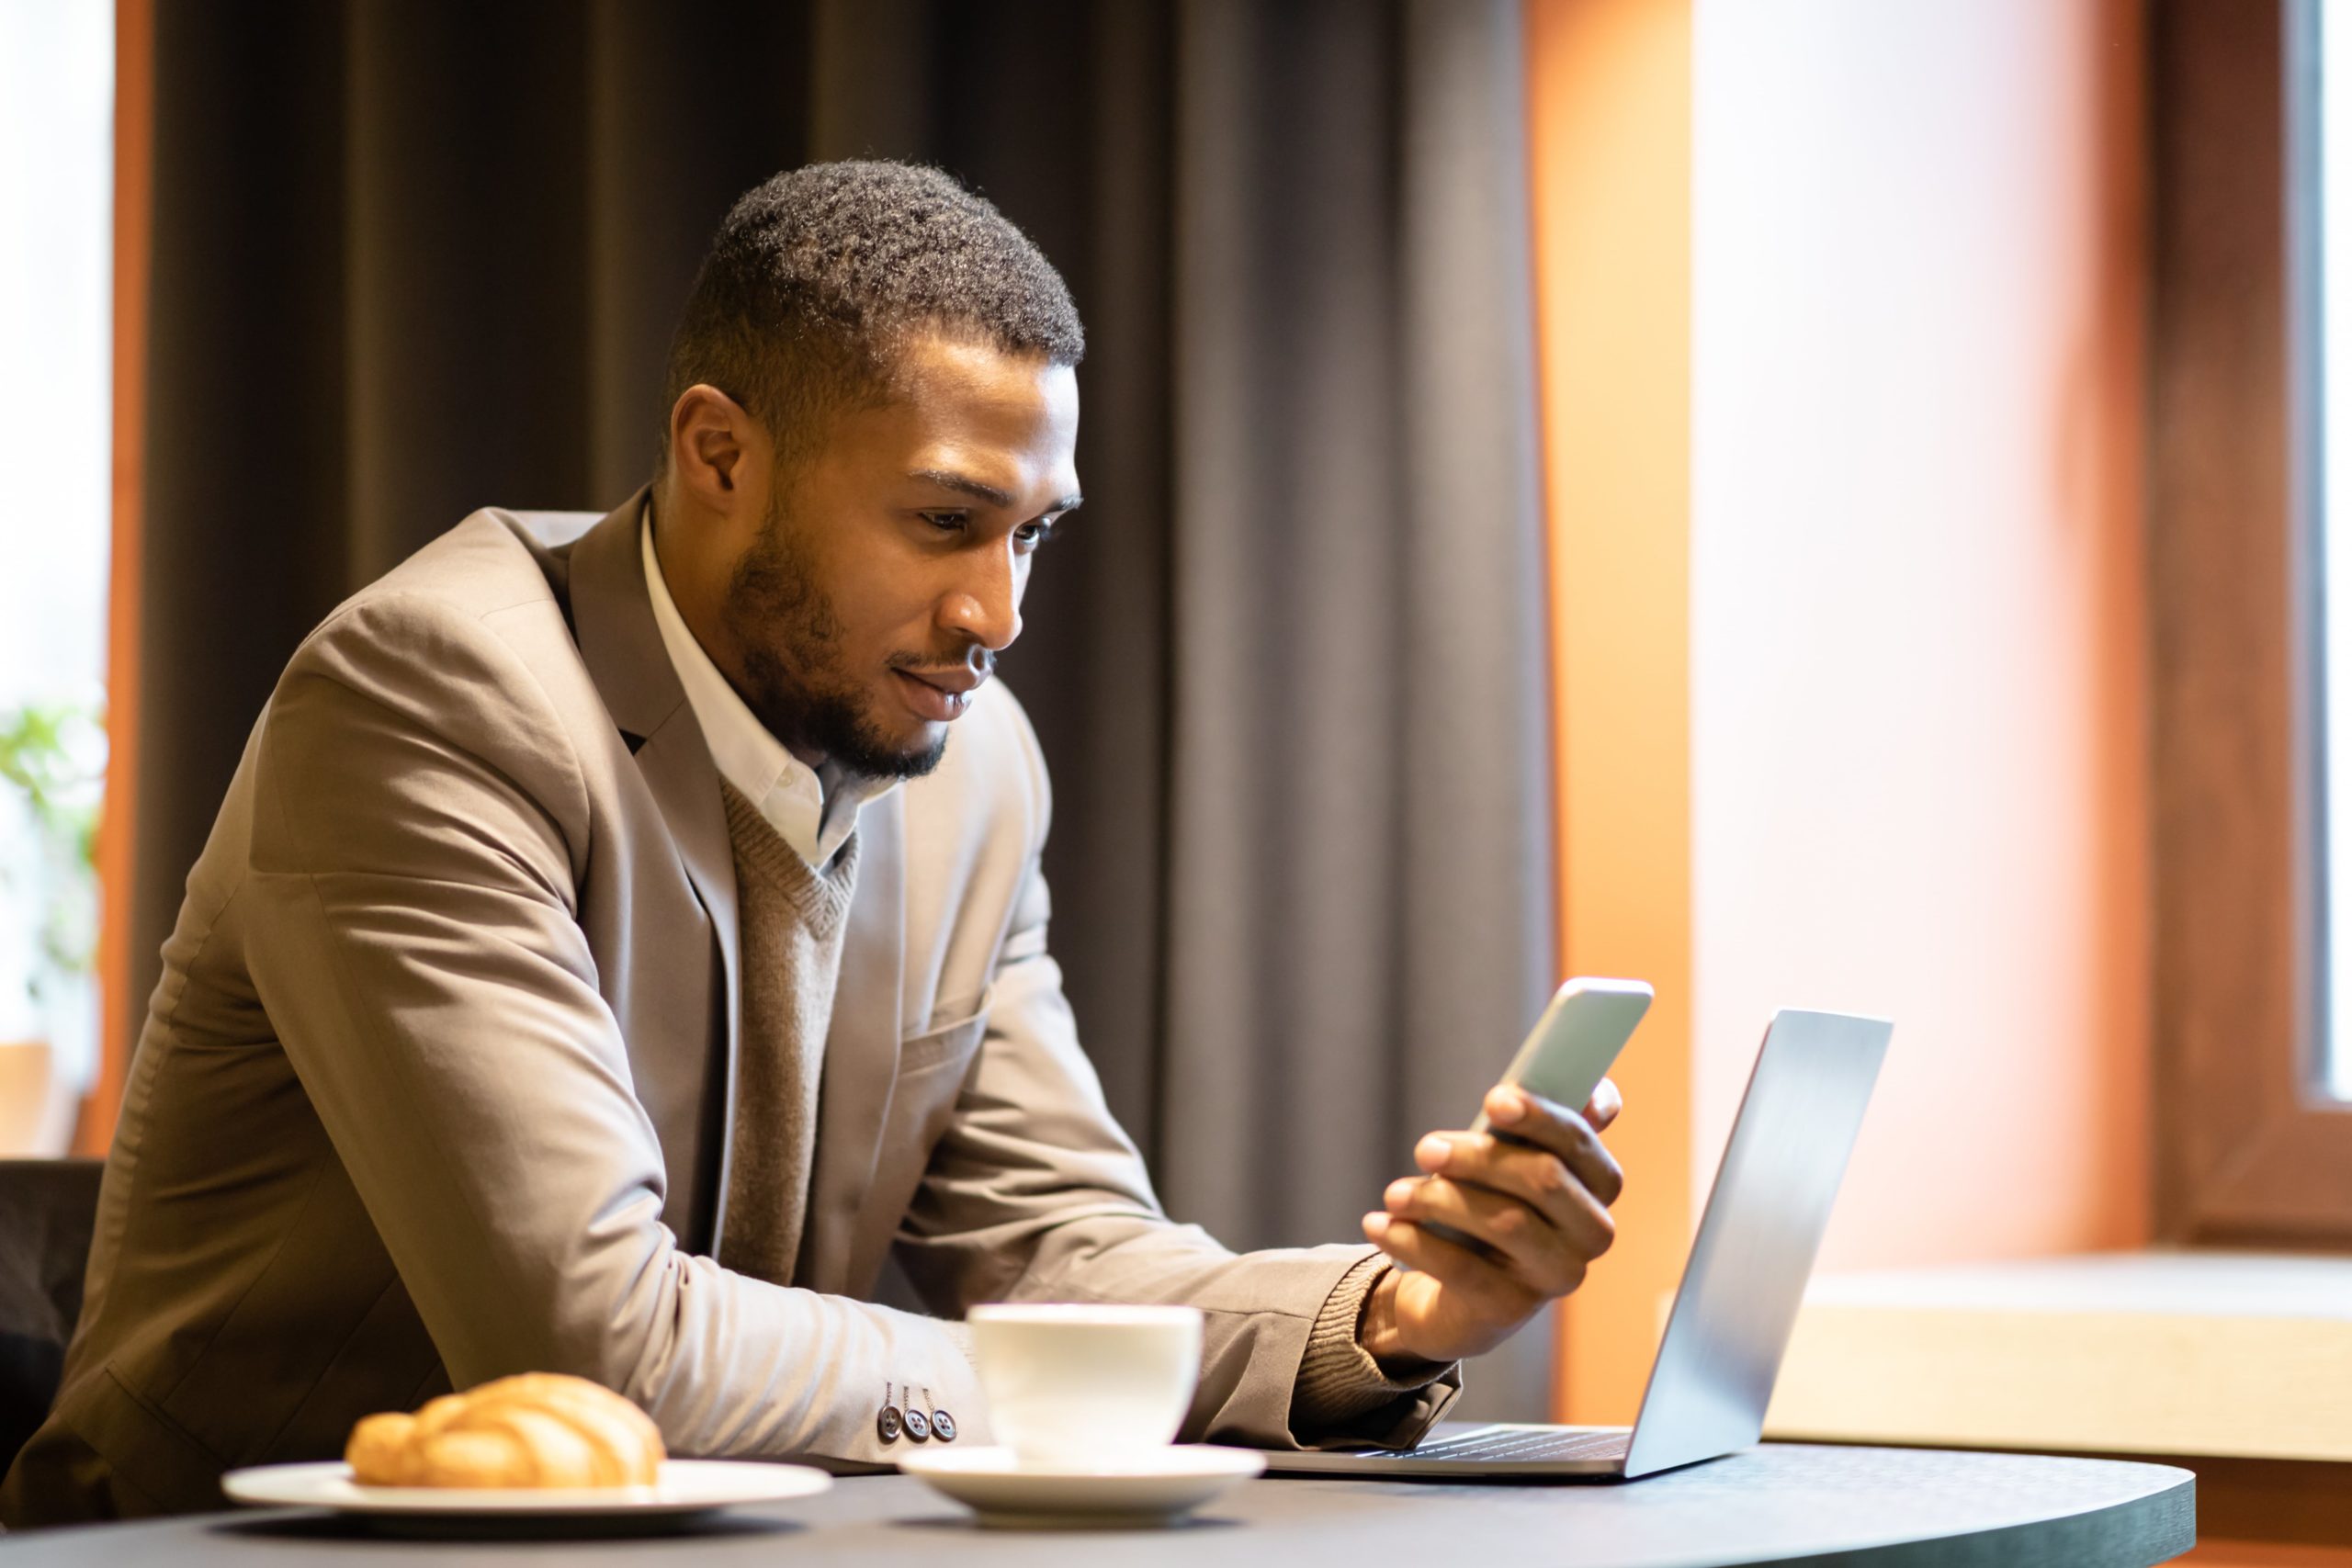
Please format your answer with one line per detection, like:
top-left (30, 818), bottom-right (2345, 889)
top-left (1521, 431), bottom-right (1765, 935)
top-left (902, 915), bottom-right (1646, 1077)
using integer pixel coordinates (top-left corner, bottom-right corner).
top-left (1157, 0), bottom-right (1553, 1248)
top-left (134, 0), bottom-right (1555, 1411)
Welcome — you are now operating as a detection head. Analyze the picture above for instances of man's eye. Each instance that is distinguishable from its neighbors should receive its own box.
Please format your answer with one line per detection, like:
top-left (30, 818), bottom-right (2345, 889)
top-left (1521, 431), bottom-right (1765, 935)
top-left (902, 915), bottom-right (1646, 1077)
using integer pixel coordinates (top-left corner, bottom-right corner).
top-left (1015, 520), bottom-right (1057, 549)
top-left (921, 512), bottom-right (967, 535)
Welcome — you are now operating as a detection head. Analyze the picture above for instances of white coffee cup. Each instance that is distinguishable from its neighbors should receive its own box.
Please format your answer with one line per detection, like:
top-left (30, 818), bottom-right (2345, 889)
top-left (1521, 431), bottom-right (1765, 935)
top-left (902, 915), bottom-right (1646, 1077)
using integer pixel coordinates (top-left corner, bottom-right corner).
top-left (967, 1303), bottom-right (1204, 1468)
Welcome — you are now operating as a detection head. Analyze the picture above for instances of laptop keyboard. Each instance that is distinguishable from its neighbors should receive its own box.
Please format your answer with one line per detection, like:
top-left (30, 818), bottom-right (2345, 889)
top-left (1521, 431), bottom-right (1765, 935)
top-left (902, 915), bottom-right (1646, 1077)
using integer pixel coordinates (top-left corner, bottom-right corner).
top-left (1398, 1425), bottom-right (1633, 1463)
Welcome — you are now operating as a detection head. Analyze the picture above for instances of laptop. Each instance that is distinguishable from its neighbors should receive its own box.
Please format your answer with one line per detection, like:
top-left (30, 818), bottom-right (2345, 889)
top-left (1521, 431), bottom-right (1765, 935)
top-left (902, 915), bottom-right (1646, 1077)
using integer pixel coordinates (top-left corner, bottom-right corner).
top-left (1266, 1007), bottom-right (1893, 1482)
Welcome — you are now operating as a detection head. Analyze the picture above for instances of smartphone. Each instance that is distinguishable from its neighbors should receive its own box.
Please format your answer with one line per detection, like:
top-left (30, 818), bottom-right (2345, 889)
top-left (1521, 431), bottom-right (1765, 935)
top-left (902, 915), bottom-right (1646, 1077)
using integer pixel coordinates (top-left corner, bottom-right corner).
top-left (1411, 976), bottom-right (1652, 1258)
top-left (1469, 976), bottom-right (1653, 1134)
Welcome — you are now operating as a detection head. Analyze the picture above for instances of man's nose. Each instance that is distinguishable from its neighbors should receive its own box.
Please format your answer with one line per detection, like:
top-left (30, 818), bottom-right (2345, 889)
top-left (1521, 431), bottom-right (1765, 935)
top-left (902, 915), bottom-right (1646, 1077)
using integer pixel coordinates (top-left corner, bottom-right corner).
top-left (940, 544), bottom-right (1023, 652)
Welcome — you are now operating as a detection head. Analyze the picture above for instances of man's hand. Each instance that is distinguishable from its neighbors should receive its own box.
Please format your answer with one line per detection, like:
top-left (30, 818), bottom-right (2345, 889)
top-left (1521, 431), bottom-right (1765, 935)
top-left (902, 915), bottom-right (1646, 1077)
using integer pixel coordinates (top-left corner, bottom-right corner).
top-left (1357, 1078), bottom-right (1624, 1367)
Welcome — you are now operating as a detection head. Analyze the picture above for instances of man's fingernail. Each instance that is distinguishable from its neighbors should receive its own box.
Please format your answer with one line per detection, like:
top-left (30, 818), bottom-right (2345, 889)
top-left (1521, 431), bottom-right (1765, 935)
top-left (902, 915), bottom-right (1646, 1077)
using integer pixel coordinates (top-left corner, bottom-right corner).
top-left (1489, 1088), bottom-right (1526, 1125)
top-left (1363, 1212), bottom-right (1392, 1239)
top-left (1416, 1134), bottom-right (1453, 1168)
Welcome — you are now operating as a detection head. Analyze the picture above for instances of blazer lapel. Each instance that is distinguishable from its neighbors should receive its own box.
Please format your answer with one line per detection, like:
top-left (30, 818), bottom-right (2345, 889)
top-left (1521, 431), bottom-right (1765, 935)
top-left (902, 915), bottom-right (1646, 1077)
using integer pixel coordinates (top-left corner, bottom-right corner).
top-left (565, 491), bottom-right (742, 1240)
top-left (801, 789), bottom-right (906, 1292)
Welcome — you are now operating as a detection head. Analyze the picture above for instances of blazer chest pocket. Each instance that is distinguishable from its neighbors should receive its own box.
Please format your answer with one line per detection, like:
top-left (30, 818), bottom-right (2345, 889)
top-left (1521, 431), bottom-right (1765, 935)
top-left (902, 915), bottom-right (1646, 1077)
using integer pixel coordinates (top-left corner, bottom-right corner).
top-left (850, 991), bottom-right (996, 1291)
top-left (898, 990), bottom-right (992, 1077)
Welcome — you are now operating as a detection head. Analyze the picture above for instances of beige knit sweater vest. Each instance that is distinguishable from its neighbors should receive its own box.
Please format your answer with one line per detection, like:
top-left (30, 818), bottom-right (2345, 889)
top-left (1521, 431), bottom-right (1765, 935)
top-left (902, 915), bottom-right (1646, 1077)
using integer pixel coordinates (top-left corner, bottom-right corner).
top-left (715, 781), bottom-right (861, 1287)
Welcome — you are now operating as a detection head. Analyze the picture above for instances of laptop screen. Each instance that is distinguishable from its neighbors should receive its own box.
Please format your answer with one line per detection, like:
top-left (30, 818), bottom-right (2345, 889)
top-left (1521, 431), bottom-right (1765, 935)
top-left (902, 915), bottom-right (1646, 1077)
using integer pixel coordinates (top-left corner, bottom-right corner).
top-left (1622, 1010), bottom-right (1892, 1479)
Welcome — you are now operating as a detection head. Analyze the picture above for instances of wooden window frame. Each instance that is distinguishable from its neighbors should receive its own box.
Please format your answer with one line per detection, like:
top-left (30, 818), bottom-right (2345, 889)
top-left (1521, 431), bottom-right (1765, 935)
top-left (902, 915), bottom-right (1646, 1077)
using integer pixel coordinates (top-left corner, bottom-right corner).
top-left (2152, 0), bottom-right (2352, 1242)
top-left (74, 0), bottom-right (151, 1155)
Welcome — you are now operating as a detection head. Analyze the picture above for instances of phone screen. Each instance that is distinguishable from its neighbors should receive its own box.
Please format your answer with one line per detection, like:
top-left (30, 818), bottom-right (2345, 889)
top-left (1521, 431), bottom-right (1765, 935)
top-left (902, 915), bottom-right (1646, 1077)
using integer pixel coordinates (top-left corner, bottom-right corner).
top-left (1470, 976), bottom-right (1652, 1134)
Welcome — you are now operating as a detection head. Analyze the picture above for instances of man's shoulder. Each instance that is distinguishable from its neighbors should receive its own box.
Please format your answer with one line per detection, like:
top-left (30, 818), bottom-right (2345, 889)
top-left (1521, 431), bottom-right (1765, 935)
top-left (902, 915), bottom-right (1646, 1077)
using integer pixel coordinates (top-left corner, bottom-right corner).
top-left (345, 506), bottom-right (591, 624)
top-left (274, 506), bottom-right (623, 750)
top-left (290, 506), bottom-right (613, 679)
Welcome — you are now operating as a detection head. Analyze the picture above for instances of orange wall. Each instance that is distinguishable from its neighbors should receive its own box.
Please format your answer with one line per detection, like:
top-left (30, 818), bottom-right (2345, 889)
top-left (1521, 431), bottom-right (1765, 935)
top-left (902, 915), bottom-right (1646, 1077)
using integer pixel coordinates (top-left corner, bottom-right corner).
top-left (1686, 0), bottom-right (2149, 1269)
top-left (1529, 0), bottom-right (2149, 1422)
top-left (77, 0), bottom-right (151, 1156)
top-left (1527, 0), bottom-right (1694, 1425)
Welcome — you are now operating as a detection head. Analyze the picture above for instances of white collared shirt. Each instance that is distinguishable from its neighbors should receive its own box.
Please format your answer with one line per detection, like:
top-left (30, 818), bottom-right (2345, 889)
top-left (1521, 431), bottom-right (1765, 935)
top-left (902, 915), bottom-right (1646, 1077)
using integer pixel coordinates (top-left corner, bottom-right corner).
top-left (639, 504), bottom-right (893, 868)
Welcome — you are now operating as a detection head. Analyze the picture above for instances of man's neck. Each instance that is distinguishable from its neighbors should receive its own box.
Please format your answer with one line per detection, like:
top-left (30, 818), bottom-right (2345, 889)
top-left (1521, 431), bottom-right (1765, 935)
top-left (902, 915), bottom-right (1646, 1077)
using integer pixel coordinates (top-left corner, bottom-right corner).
top-left (646, 486), bottom-right (752, 714)
top-left (649, 490), bottom-right (837, 777)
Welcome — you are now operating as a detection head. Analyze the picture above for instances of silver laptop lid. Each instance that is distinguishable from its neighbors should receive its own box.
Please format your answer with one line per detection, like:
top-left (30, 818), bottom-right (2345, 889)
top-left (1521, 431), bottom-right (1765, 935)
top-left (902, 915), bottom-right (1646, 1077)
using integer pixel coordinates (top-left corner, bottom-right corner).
top-left (1621, 1009), bottom-right (1892, 1479)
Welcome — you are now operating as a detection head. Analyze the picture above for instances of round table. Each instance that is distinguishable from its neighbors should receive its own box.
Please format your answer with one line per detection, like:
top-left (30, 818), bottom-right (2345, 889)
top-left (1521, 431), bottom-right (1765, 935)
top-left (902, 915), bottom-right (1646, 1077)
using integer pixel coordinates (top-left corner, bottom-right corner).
top-left (0, 1444), bottom-right (2195, 1567)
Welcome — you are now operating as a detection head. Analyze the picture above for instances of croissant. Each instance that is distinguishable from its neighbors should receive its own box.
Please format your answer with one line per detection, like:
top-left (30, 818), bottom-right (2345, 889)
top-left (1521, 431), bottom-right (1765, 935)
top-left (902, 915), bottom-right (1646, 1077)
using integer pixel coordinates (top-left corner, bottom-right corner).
top-left (345, 1372), bottom-right (665, 1489)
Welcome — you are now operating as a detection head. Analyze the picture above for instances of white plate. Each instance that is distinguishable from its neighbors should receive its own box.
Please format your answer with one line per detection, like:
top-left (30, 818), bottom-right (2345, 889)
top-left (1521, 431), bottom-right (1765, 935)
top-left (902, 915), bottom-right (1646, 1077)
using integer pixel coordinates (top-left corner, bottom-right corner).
top-left (221, 1459), bottom-right (830, 1526)
top-left (896, 1444), bottom-right (1265, 1528)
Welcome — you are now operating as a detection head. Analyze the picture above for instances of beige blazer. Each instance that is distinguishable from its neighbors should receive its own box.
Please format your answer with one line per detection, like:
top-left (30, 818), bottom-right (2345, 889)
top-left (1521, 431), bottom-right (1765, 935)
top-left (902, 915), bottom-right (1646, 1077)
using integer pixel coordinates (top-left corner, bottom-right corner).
top-left (3, 494), bottom-right (1453, 1525)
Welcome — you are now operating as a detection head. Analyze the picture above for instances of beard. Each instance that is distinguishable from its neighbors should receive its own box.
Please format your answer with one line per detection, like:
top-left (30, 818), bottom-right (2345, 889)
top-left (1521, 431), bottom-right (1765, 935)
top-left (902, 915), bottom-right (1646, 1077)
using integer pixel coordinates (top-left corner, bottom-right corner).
top-left (719, 494), bottom-right (951, 782)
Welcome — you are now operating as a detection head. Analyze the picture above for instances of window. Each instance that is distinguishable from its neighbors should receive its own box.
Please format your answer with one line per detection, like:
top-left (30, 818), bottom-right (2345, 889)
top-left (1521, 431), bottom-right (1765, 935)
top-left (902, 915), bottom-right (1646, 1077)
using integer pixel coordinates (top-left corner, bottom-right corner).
top-left (2152, 0), bottom-right (2352, 1242)
top-left (0, 5), bottom-right (114, 1155)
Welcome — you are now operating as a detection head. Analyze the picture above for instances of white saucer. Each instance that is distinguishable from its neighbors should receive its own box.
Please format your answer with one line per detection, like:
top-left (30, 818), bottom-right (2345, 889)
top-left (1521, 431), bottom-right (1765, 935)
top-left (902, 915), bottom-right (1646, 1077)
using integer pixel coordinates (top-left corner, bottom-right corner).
top-left (896, 1444), bottom-right (1266, 1528)
top-left (221, 1459), bottom-right (830, 1534)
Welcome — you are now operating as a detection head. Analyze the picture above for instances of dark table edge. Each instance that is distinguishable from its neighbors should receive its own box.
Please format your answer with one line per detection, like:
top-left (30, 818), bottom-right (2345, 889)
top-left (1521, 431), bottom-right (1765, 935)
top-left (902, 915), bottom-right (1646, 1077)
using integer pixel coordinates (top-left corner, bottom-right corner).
top-left (0, 1457), bottom-right (2202, 1568)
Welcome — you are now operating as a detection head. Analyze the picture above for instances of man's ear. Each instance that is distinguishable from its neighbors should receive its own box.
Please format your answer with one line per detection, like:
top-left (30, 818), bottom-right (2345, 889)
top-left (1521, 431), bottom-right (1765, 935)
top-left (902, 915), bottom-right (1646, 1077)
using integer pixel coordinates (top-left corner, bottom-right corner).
top-left (668, 384), bottom-right (763, 511)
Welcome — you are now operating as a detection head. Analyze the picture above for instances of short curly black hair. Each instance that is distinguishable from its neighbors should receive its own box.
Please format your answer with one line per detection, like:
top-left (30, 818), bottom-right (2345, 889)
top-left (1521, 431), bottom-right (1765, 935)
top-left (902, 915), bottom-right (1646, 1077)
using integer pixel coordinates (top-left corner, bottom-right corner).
top-left (659, 161), bottom-right (1085, 470)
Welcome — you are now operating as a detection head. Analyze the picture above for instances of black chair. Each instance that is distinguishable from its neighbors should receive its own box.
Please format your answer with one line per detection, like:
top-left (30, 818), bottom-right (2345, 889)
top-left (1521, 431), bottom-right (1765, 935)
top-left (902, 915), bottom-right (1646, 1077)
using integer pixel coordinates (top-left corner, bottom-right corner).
top-left (0, 1159), bottom-right (102, 1477)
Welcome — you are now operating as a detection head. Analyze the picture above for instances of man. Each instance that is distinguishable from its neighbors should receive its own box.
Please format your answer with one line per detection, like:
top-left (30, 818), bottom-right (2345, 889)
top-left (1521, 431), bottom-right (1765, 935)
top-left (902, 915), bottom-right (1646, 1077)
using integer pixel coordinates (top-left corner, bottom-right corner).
top-left (2, 162), bottom-right (1623, 1525)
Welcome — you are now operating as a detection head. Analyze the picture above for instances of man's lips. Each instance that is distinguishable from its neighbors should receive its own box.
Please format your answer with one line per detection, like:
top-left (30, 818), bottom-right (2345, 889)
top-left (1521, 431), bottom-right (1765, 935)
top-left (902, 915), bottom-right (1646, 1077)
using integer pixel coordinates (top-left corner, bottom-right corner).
top-left (891, 666), bottom-right (986, 723)
top-left (899, 663), bottom-right (984, 694)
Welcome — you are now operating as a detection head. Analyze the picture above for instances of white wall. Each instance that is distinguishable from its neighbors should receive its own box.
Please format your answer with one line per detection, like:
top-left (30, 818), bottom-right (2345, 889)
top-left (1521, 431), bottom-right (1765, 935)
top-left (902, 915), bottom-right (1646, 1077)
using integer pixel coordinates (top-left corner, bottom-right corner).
top-left (1690, 0), bottom-right (2149, 1266)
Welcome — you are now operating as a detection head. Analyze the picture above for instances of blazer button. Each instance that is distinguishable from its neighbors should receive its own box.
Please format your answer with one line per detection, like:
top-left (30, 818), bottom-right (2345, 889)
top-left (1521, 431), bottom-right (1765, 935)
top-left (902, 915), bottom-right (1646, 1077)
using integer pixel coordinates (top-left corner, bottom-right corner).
top-left (877, 1404), bottom-right (903, 1443)
top-left (903, 1406), bottom-right (933, 1442)
top-left (930, 1409), bottom-right (958, 1443)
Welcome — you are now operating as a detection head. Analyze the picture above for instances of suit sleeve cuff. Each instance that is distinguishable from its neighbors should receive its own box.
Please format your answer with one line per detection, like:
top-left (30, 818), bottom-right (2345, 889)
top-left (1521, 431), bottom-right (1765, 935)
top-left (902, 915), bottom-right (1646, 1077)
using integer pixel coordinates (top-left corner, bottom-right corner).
top-left (1288, 1253), bottom-right (1454, 1431)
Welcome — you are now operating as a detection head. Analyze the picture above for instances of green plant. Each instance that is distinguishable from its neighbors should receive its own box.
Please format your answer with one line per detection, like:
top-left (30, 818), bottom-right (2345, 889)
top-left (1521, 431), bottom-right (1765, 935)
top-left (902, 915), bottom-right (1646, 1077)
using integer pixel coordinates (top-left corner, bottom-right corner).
top-left (0, 701), bottom-right (104, 1002)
